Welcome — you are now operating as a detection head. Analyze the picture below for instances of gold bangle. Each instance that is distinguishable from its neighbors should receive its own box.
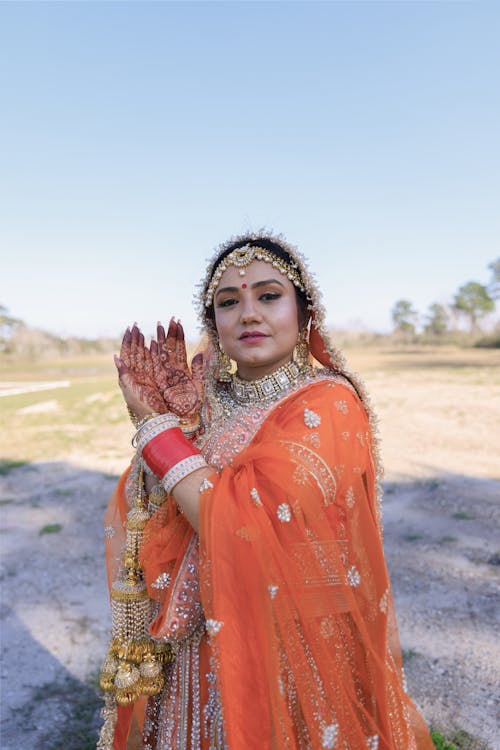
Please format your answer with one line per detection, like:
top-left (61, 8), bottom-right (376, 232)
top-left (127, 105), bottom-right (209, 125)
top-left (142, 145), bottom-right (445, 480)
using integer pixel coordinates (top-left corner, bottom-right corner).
top-left (179, 415), bottom-right (201, 437)
top-left (127, 405), bottom-right (139, 428)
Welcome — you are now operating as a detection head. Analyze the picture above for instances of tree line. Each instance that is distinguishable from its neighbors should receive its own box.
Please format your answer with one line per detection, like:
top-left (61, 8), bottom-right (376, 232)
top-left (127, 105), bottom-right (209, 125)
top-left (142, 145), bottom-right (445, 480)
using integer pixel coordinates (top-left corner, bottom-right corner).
top-left (391, 258), bottom-right (499, 342)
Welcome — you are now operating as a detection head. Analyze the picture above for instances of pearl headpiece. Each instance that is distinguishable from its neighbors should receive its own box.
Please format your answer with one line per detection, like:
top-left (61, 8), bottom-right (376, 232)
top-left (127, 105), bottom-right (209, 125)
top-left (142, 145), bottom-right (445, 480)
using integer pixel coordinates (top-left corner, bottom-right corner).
top-left (203, 244), bottom-right (305, 308)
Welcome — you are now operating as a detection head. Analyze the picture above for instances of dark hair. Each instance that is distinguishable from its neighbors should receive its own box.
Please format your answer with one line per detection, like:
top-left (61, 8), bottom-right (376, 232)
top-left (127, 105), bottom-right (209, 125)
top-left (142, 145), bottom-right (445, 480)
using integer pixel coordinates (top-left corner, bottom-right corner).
top-left (204, 236), bottom-right (310, 328)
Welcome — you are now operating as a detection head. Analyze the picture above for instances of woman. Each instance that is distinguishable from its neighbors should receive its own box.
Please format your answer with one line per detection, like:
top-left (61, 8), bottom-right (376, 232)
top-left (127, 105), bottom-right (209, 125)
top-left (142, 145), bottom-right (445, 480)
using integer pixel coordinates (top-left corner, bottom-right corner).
top-left (98, 233), bottom-right (433, 750)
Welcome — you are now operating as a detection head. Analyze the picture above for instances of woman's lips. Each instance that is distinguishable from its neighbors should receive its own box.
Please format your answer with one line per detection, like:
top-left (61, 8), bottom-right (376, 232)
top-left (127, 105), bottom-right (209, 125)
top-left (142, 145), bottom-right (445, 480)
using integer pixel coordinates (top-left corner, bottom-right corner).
top-left (239, 332), bottom-right (268, 343)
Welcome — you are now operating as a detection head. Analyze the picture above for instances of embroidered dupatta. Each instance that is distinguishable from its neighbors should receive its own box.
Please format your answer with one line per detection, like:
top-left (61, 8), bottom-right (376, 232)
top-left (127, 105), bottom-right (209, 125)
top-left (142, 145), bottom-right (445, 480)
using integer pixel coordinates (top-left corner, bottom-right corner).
top-left (197, 379), bottom-right (433, 750)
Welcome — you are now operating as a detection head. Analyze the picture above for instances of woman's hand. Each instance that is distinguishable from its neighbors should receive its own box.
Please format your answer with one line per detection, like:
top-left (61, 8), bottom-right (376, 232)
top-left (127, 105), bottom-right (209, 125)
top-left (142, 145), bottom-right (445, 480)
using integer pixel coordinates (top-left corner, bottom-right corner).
top-left (150, 319), bottom-right (204, 420)
top-left (115, 324), bottom-right (167, 419)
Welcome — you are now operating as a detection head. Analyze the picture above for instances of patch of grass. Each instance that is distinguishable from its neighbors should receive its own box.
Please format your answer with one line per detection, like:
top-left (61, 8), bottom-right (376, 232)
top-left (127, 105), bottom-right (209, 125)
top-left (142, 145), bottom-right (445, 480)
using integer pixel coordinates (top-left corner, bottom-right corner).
top-left (0, 498), bottom-right (16, 505)
top-left (452, 511), bottom-right (476, 521)
top-left (0, 459), bottom-right (27, 475)
top-left (431, 728), bottom-right (492, 750)
top-left (426, 479), bottom-right (441, 491)
top-left (402, 533), bottom-right (424, 542)
top-left (402, 647), bottom-right (418, 662)
top-left (39, 523), bottom-right (63, 535)
top-left (440, 536), bottom-right (458, 543)
top-left (55, 488), bottom-right (73, 497)
top-left (11, 672), bottom-right (102, 750)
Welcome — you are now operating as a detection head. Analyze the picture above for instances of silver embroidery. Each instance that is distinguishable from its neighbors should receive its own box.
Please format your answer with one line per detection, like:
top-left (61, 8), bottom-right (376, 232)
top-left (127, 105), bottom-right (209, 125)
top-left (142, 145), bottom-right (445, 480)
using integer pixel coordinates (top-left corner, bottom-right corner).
top-left (347, 565), bottom-right (361, 587)
top-left (277, 503), bottom-right (292, 523)
top-left (151, 572), bottom-right (172, 590)
top-left (379, 586), bottom-right (389, 613)
top-left (250, 487), bottom-right (262, 506)
top-left (345, 486), bottom-right (355, 508)
top-left (103, 525), bottom-right (115, 539)
top-left (304, 407), bottom-right (321, 428)
top-left (322, 722), bottom-right (339, 748)
top-left (367, 734), bottom-right (379, 749)
top-left (334, 399), bottom-right (348, 415)
top-left (268, 584), bottom-right (279, 599)
top-left (199, 477), bottom-right (214, 493)
top-left (206, 618), bottom-right (224, 636)
top-left (401, 666), bottom-right (408, 694)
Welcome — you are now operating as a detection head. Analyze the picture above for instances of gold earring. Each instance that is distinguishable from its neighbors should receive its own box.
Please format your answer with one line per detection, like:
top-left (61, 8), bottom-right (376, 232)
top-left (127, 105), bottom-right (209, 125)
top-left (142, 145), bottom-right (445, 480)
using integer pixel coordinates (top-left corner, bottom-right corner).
top-left (217, 343), bottom-right (232, 382)
top-left (294, 327), bottom-right (310, 369)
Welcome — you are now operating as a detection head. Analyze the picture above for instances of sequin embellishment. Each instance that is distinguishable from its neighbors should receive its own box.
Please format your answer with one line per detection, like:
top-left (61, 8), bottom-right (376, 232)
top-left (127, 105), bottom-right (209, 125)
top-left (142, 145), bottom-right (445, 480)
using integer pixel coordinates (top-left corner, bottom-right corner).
top-left (367, 734), bottom-right (379, 749)
top-left (335, 399), bottom-right (348, 415)
top-left (151, 572), bottom-right (172, 590)
top-left (206, 619), bottom-right (224, 636)
top-left (322, 722), bottom-right (339, 748)
top-left (250, 487), bottom-right (262, 506)
top-left (104, 525), bottom-right (115, 539)
top-left (347, 565), bottom-right (361, 587)
top-left (199, 477), bottom-right (214, 493)
top-left (268, 584), bottom-right (279, 599)
top-left (304, 408), bottom-right (321, 428)
top-left (277, 503), bottom-right (292, 523)
top-left (379, 586), bottom-right (389, 613)
top-left (345, 486), bottom-right (355, 508)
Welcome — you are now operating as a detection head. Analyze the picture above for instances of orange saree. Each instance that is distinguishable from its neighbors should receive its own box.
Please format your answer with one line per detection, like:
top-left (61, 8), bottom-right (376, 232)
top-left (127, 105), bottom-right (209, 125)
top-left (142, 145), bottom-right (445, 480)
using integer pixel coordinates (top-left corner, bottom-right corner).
top-left (99, 372), bottom-right (433, 749)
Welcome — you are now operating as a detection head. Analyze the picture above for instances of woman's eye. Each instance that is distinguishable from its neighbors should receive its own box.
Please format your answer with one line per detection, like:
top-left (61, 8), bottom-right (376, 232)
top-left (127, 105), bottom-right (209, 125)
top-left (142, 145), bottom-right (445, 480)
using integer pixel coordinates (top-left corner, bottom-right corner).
top-left (260, 292), bottom-right (281, 301)
top-left (217, 298), bottom-right (238, 308)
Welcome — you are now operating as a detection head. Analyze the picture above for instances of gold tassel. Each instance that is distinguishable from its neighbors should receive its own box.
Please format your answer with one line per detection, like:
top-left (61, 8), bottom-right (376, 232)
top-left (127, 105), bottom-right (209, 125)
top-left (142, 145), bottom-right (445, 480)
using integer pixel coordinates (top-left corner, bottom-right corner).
top-left (100, 462), bottom-right (173, 701)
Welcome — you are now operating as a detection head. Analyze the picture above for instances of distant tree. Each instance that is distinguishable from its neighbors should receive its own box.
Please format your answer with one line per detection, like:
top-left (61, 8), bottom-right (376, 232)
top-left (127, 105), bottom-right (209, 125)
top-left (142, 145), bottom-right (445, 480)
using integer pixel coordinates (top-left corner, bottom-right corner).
top-left (391, 299), bottom-right (418, 335)
top-left (452, 282), bottom-right (495, 332)
top-left (488, 258), bottom-right (500, 300)
top-left (0, 305), bottom-right (24, 352)
top-left (424, 303), bottom-right (449, 336)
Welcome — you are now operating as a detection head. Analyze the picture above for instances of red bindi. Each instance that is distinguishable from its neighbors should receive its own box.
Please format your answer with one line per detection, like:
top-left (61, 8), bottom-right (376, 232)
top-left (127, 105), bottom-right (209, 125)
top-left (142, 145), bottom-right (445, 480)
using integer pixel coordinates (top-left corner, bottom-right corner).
top-left (241, 283), bottom-right (247, 289)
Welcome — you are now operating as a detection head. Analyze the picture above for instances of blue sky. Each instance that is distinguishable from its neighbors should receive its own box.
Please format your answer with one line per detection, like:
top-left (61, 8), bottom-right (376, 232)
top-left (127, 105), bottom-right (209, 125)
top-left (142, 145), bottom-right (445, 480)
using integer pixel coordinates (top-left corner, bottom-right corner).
top-left (1, 0), bottom-right (499, 339)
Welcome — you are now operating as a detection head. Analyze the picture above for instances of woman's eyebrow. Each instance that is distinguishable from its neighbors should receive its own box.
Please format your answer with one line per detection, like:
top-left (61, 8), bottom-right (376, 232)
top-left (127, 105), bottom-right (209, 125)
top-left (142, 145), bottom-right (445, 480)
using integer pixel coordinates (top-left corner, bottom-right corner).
top-left (215, 279), bottom-right (285, 298)
top-left (252, 279), bottom-right (285, 290)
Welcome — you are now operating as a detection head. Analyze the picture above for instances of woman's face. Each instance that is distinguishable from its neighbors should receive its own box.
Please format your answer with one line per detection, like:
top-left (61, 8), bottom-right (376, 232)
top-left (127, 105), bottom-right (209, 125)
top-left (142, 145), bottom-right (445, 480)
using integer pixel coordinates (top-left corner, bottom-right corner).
top-left (213, 259), bottom-right (300, 380)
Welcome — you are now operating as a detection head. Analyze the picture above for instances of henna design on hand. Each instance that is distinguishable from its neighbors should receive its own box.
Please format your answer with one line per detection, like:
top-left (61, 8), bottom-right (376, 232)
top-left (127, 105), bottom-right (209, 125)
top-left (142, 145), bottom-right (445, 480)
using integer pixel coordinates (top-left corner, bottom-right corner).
top-left (151, 319), bottom-right (204, 419)
top-left (116, 325), bottom-right (167, 415)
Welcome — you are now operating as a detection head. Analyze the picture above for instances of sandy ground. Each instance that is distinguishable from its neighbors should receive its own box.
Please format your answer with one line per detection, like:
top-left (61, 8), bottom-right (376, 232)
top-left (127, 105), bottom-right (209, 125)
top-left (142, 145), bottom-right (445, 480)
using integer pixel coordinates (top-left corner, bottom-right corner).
top-left (1, 353), bottom-right (499, 749)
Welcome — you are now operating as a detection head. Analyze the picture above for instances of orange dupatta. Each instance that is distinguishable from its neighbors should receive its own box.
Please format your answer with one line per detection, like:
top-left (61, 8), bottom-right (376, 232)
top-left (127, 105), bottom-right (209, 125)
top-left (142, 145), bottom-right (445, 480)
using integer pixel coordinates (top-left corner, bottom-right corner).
top-left (198, 379), bottom-right (433, 750)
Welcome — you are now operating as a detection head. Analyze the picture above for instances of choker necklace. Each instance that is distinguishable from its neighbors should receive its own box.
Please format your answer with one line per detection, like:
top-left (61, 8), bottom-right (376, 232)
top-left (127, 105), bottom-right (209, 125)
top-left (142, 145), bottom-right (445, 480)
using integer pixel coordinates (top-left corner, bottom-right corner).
top-left (231, 360), bottom-right (312, 404)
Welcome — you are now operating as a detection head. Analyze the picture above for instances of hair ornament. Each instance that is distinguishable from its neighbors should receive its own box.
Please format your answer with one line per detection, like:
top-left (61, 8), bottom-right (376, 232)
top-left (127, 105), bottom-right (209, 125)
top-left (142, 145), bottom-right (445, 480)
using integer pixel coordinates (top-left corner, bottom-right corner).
top-left (204, 244), bottom-right (305, 308)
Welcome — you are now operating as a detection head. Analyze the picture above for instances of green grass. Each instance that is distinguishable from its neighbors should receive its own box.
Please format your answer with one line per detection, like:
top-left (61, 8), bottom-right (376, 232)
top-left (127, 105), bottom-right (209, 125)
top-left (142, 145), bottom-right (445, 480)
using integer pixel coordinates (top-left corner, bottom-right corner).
top-left (452, 512), bottom-right (476, 521)
top-left (0, 459), bottom-right (28, 475)
top-left (431, 729), bottom-right (492, 750)
top-left (402, 647), bottom-right (419, 662)
top-left (39, 523), bottom-right (63, 535)
top-left (440, 536), bottom-right (458, 544)
top-left (402, 533), bottom-right (424, 542)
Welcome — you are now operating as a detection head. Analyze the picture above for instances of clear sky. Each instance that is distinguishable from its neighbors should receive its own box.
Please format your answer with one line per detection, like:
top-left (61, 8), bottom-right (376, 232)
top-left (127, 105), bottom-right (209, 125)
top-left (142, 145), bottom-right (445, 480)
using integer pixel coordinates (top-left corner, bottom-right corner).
top-left (1, 0), bottom-right (499, 340)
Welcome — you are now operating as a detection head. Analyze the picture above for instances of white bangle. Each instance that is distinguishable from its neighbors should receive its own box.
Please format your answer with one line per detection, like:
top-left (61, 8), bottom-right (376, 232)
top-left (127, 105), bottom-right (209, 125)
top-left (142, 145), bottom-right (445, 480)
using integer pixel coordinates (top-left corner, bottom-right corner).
top-left (135, 414), bottom-right (180, 453)
top-left (161, 455), bottom-right (208, 495)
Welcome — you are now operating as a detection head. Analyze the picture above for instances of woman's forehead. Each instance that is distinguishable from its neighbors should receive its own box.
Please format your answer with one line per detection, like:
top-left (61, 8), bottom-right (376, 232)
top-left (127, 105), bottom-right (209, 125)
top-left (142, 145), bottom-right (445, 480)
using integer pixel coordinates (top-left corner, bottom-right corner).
top-left (215, 259), bottom-right (294, 290)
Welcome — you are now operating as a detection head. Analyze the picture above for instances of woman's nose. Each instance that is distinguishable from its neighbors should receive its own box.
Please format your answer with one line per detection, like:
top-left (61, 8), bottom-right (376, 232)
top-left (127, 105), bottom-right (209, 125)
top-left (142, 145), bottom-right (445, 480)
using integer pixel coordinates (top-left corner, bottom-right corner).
top-left (239, 297), bottom-right (262, 323)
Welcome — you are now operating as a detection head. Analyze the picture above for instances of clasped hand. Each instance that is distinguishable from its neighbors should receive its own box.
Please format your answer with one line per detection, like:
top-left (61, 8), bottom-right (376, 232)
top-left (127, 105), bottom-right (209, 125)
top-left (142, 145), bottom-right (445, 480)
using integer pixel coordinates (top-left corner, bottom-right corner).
top-left (114, 320), bottom-right (204, 422)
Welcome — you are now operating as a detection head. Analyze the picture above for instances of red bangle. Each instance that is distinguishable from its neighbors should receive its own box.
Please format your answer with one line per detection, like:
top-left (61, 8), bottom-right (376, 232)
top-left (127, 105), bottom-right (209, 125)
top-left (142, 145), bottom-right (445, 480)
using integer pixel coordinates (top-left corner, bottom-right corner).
top-left (142, 427), bottom-right (201, 478)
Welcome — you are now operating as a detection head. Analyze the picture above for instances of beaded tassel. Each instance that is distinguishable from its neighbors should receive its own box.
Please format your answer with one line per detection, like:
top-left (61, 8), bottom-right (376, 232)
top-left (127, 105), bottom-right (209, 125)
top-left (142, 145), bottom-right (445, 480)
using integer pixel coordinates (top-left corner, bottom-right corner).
top-left (100, 463), bottom-right (172, 705)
